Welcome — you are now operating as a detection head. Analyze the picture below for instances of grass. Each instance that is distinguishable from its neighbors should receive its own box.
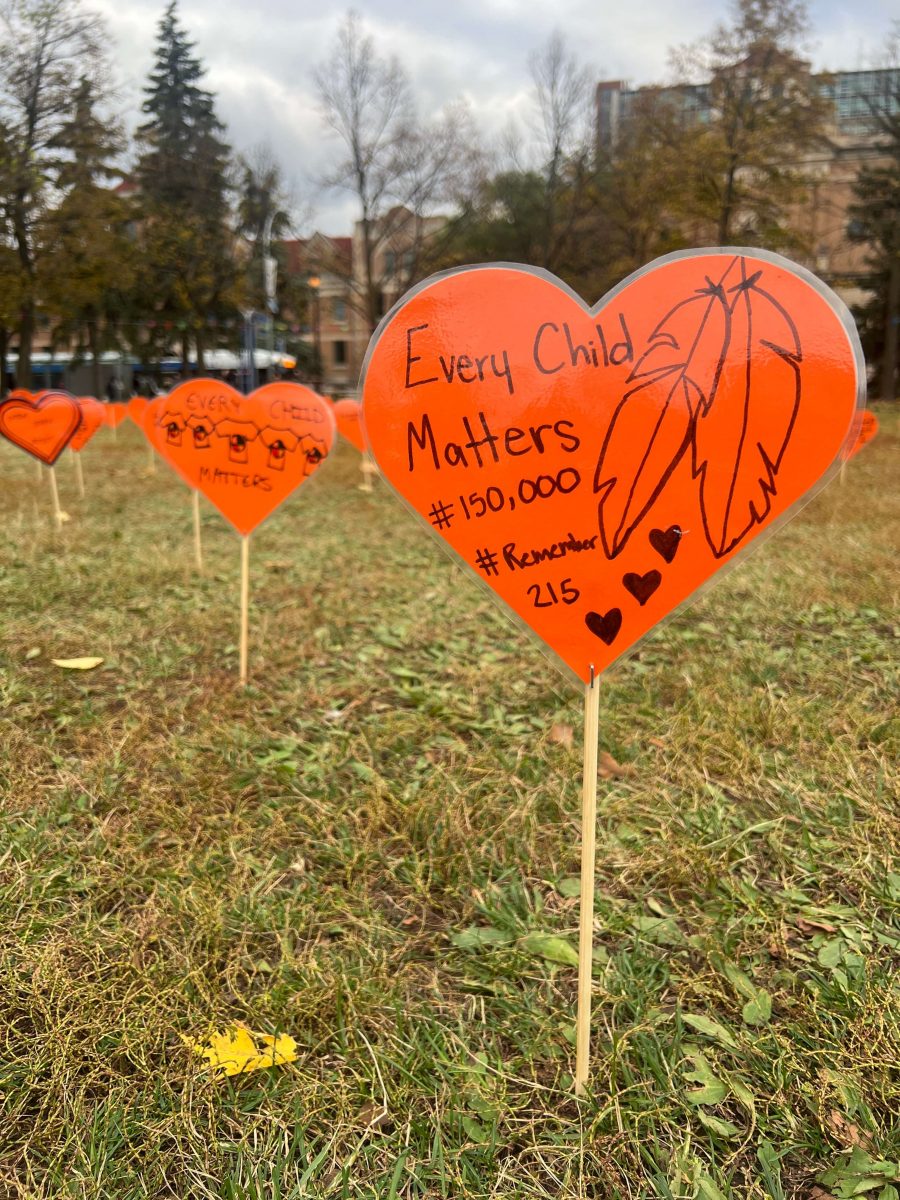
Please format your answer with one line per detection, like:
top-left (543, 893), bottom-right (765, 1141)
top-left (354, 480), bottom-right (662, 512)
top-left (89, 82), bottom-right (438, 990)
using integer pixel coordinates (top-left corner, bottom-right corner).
top-left (0, 405), bottom-right (897, 1199)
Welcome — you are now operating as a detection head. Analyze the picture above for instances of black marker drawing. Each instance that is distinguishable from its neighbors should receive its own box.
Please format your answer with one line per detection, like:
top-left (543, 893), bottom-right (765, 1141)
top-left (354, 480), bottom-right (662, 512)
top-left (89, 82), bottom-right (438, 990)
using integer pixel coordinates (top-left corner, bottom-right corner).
top-left (585, 607), bottom-right (622, 645)
top-left (593, 256), bottom-right (804, 561)
top-left (649, 525), bottom-right (682, 563)
top-left (623, 570), bottom-right (661, 606)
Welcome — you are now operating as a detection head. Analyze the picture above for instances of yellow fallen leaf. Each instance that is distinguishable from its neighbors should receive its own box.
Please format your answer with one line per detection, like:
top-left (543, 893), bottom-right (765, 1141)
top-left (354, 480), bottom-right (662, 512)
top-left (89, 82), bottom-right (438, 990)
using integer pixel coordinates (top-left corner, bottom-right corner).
top-left (51, 657), bottom-right (104, 670)
top-left (184, 1023), bottom-right (298, 1077)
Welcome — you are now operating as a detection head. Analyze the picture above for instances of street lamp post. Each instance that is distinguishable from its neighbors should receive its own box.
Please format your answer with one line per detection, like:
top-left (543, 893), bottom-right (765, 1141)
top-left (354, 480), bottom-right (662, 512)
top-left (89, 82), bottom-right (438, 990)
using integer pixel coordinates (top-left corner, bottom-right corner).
top-left (262, 211), bottom-right (277, 381)
top-left (308, 276), bottom-right (322, 392)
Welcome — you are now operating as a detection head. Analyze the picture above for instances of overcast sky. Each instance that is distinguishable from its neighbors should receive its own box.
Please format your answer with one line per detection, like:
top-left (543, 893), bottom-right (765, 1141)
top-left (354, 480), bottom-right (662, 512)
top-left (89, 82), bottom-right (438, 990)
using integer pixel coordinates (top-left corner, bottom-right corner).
top-left (93, 0), bottom-right (897, 234)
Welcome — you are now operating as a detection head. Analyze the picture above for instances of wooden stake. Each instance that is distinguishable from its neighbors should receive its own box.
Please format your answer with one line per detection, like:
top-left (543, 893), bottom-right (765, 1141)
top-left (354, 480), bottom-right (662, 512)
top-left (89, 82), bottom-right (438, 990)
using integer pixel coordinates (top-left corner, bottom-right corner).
top-left (73, 451), bottom-right (85, 498)
top-left (192, 490), bottom-right (203, 571)
top-left (147, 441), bottom-right (156, 473)
top-left (35, 458), bottom-right (43, 485)
top-left (575, 675), bottom-right (601, 1096)
top-left (48, 465), bottom-right (63, 531)
top-left (239, 535), bottom-right (250, 685)
top-left (360, 454), bottom-right (375, 493)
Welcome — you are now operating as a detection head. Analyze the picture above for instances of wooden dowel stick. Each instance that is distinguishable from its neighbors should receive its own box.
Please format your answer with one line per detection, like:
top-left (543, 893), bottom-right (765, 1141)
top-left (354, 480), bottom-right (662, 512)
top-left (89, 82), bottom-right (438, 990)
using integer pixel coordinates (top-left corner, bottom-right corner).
top-left (111, 421), bottom-right (118, 443)
top-left (192, 490), bottom-right (203, 571)
top-left (48, 465), bottom-right (63, 531)
top-left (74, 452), bottom-right (85, 498)
top-left (575, 675), bottom-right (601, 1096)
top-left (35, 458), bottom-right (43, 484)
top-left (360, 453), bottom-right (374, 493)
top-left (147, 441), bottom-right (156, 473)
top-left (239, 535), bottom-right (250, 685)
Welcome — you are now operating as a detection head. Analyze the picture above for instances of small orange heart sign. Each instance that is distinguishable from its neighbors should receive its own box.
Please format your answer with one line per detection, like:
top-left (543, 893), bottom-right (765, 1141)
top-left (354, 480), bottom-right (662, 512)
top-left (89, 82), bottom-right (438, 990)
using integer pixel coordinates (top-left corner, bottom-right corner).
top-left (843, 409), bottom-right (878, 460)
top-left (144, 379), bottom-right (336, 535)
top-left (104, 402), bottom-right (130, 429)
top-left (362, 251), bottom-right (863, 682)
top-left (333, 398), bottom-right (366, 452)
top-left (71, 397), bottom-right (106, 451)
top-left (0, 389), bottom-right (82, 464)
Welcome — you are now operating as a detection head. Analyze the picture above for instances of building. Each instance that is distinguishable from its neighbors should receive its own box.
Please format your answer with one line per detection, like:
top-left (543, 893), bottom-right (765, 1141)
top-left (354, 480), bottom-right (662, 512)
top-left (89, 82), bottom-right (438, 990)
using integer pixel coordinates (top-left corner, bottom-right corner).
top-left (595, 65), bottom-right (899, 305)
top-left (282, 207), bottom-right (448, 397)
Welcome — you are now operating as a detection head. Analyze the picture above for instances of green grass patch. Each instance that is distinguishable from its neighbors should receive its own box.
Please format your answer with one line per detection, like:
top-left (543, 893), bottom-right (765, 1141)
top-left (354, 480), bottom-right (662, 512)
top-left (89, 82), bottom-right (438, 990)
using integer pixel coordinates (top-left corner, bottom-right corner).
top-left (0, 408), bottom-right (897, 1198)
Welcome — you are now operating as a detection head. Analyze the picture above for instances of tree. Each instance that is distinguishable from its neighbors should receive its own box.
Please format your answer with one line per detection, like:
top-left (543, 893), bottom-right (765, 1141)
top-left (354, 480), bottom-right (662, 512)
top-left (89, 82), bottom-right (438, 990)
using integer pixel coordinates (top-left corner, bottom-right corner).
top-left (677, 0), bottom-right (829, 246)
top-left (0, 0), bottom-right (106, 383)
top-left (848, 53), bottom-right (900, 400)
top-left (527, 31), bottom-right (594, 273)
top-left (39, 76), bottom-right (133, 395)
top-left (135, 0), bottom-right (237, 370)
top-left (315, 12), bottom-right (478, 332)
top-left (236, 144), bottom-right (292, 315)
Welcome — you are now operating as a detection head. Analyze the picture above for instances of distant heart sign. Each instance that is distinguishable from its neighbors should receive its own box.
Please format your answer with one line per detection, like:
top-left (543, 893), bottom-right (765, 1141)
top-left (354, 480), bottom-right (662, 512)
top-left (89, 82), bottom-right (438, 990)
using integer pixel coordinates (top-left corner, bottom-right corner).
top-left (71, 397), bottom-right (106, 451)
top-left (333, 398), bottom-right (366, 451)
top-left (144, 379), bottom-right (336, 534)
top-left (0, 389), bottom-right (81, 465)
top-left (362, 251), bottom-right (863, 682)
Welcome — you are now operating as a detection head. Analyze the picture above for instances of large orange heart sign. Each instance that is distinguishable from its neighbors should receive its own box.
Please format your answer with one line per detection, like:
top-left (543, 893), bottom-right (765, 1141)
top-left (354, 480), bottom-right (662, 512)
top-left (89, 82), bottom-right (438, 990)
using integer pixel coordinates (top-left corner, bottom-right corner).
top-left (362, 251), bottom-right (863, 682)
top-left (0, 389), bottom-right (82, 465)
top-left (144, 379), bottom-right (336, 535)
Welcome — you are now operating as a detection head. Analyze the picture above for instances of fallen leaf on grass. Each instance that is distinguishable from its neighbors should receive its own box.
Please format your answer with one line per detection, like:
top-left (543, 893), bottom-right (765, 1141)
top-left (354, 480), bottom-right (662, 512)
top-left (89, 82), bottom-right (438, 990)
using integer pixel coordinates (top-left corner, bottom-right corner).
top-left (598, 751), bottom-right (636, 779)
top-left (357, 1102), bottom-right (391, 1131)
top-left (807, 1188), bottom-right (837, 1200)
top-left (549, 723), bottom-right (574, 749)
top-left (184, 1024), bottom-right (298, 1077)
top-left (25, 647), bottom-right (40, 661)
top-left (826, 1110), bottom-right (875, 1152)
top-left (51, 657), bottom-right (104, 670)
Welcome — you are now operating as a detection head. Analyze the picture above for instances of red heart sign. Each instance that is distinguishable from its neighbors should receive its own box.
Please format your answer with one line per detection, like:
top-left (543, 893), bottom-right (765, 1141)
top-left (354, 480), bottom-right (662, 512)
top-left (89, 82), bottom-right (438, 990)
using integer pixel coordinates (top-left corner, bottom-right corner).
top-left (128, 395), bottom-right (149, 427)
top-left (0, 389), bottom-right (82, 465)
top-left (333, 398), bottom-right (366, 452)
top-left (71, 397), bottom-right (106, 451)
top-left (362, 251), bottom-right (862, 683)
top-left (144, 379), bottom-right (336, 535)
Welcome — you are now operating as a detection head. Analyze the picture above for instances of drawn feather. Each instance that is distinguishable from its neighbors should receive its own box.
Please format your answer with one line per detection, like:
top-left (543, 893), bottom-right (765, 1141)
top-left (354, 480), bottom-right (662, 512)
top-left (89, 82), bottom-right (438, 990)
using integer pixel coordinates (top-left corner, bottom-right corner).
top-left (691, 258), bottom-right (802, 558)
top-left (594, 259), bottom-right (737, 559)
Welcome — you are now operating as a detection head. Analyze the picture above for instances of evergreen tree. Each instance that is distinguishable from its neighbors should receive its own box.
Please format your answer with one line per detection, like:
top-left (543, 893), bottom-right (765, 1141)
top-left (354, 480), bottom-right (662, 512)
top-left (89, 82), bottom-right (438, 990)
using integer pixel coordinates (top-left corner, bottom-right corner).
top-left (135, 1), bottom-right (237, 370)
top-left (40, 77), bottom-right (133, 395)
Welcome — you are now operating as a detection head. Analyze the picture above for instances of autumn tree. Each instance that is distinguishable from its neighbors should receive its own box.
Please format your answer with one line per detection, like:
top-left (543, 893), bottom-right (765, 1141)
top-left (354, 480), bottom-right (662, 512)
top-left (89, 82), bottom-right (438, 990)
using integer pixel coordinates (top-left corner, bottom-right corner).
top-left (677, 0), bottom-right (829, 246)
top-left (0, 0), bottom-right (107, 383)
top-left (135, 0), bottom-right (237, 370)
top-left (315, 12), bottom-right (479, 331)
top-left (39, 77), bottom-right (133, 395)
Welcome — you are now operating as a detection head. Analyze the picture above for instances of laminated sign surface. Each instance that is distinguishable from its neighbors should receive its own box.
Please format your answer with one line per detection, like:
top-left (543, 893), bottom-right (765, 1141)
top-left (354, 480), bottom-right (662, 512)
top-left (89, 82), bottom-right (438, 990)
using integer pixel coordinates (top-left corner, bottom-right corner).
top-left (362, 250), bottom-right (863, 682)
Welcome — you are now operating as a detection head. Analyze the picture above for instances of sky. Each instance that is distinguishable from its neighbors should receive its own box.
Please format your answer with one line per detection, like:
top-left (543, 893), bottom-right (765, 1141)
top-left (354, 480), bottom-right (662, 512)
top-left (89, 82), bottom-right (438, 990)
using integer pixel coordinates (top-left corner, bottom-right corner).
top-left (94, 0), bottom-right (897, 234)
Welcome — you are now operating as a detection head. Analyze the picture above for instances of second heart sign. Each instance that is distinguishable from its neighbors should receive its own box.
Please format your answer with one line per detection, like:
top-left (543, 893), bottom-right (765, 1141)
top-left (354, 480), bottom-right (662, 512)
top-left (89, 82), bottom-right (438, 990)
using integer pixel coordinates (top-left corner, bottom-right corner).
top-left (362, 250), bottom-right (862, 684)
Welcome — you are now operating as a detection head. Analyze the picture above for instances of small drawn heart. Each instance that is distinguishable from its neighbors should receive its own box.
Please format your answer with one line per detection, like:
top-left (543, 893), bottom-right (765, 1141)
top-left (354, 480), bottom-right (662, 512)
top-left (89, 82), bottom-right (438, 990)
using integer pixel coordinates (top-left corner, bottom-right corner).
top-left (585, 608), bottom-right (622, 645)
top-left (623, 570), bottom-right (662, 606)
top-left (649, 526), bottom-right (682, 564)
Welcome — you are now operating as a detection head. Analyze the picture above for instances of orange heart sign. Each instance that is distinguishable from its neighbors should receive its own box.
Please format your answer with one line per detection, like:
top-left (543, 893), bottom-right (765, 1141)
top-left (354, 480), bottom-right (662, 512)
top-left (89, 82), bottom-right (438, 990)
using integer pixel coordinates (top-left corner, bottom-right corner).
top-left (71, 397), bottom-right (106, 451)
top-left (104, 402), bottom-right (130, 429)
top-left (128, 395), bottom-right (149, 427)
top-left (0, 389), bottom-right (82, 465)
top-left (144, 379), bottom-right (336, 535)
top-left (843, 409), bottom-right (878, 460)
top-left (362, 251), bottom-right (863, 683)
top-left (333, 398), bottom-right (366, 452)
